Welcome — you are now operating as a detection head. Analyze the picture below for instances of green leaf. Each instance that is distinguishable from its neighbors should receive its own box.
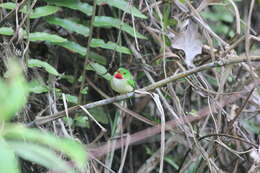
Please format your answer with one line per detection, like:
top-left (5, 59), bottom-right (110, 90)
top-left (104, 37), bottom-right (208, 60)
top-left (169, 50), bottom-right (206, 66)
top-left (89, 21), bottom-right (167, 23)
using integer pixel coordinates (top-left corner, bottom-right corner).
top-left (94, 16), bottom-right (146, 39)
top-left (46, 17), bottom-right (89, 36)
top-left (88, 107), bottom-right (108, 124)
top-left (28, 80), bottom-right (49, 94)
top-left (88, 51), bottom-right (107, 65)
top-left (80, 87), bottom-right (89, 95)
top-left (0, 3), bottom-right (59, 19)
top-left (52, 40), bottom-right (107, 65)
top-left (54, 40), bottom-right (86, 56)
top-left (28, 59), bottom-right (60, 76)
top-left (43, 0), bottom-right (92, 16)
top-left (0, 27), bottom-right (14, 36)
top-left (86, 62), bottom-right (112, 81)
top-left (30, 6), bottom-right (60, 19)
top-left (74, 115), bottom-right (90, 128)
top-left (8, 141), bottom-right (75, 173)
top-left (28, 32), bottom-right (67, 42)
top-left (97, 0), bottom-right (147, 19)
top-left (0, 2), bottom-right (16, 9)
top-left (0, 138), bottom-right (19, 173)
top-left (3, 125), bottom-right (87, 169)
top-left (90, 38), bottom-right (131, 54)
top-left (0, 60), bottom-right (28, 121)
top-left (61, 75), bottom-right (76, 84)
top-left (65, 94), bottom-right (78, 104)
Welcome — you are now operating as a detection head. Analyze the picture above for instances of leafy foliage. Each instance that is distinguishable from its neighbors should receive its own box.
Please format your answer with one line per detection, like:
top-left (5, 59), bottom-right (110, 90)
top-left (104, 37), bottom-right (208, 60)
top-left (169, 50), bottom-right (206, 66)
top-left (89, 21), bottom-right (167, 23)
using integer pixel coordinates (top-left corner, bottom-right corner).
top-left (0, 61), bottom-right (87, 173)
top-left (1, 0), bottom-right (259, 172)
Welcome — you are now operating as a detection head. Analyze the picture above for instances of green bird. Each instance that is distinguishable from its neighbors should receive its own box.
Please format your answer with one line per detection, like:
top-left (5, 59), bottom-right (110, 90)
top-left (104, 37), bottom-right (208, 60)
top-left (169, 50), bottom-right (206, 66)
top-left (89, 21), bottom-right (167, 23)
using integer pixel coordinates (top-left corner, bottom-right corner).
top-left (110, 68), bottom-right (135, 94)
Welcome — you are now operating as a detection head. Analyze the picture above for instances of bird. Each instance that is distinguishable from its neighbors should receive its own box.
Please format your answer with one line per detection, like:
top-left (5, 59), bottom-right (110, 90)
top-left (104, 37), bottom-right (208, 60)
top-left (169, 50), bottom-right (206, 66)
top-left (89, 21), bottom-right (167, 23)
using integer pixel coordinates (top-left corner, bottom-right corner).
top-left (110, 68), bottom-right (135, 94)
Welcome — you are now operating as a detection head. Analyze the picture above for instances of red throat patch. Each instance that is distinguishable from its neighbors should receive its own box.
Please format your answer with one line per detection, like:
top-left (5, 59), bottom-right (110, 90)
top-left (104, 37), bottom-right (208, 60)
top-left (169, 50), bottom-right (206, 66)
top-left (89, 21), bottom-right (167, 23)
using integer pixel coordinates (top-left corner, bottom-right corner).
top-left (114, 73), bottom-right (123, 79)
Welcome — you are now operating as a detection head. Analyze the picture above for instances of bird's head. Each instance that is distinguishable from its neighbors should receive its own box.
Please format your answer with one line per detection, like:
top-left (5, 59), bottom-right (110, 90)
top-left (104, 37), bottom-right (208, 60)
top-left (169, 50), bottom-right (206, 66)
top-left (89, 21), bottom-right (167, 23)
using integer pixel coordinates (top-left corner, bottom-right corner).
top-left (113, 68), bottom-right (130, 80)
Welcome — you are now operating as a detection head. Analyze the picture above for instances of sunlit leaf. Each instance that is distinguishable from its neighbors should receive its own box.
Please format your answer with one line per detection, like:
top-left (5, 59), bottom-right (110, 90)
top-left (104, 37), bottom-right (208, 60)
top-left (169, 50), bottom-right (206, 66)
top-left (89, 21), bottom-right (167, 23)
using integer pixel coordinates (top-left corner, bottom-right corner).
top-left (0, 138), bottom-right (19, 173)
top-left (97, 0), bottom-right (147, 19)
top-left (0, 27), bottom-right (14, 36)
top-left (0, 60), bottom-right (28, 121)
top-left (0, 2), bottom-right (16, 9)
top-left (88, 107), bottom-right (108, 124)
top-left (43, 0), bottom-right (92, 16)
top-left (28, 59), bottom-right (60, 76)
top-left (52, 40), bottom-right (106, 65)
top-left (61, 75), bottom-right (76, 84)
top-left (0, 3), bottom-right (59, 19)
top-left (94, 16), bottom-right (146, 39)
top-left (30, 6), bottom-right (60, 19)
top-left (28, 80), bottom-right (49, 94)
top-left (74, 115), bottom-right (89, 128)
top-left (80, 87), bottom-right (88, 95)
top-left (65, 94), bottom-right (78, 104)
top-left (86, 62), bottom-right (112, 81)
top-left (9, 141), bottom-right (75, 173)
top-left (28, 32), bottom-right (67, 42)
top-left (54, 40), bottom-right (86, 56)
top-left (91, 38), bottom-right (131, 54)
top-left (46, 17), bottom-right (89, 36)
top-left (3, 125), bottom-right (87, 169)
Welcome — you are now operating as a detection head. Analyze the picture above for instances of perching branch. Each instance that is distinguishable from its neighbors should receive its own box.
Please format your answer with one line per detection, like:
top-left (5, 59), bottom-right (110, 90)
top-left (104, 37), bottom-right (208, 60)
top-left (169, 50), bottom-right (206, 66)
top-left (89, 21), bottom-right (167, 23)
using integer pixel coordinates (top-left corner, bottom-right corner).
top-left (27, 55), bottom-right (260, 127)
top-left (88, 77), bottom-right (260, 158)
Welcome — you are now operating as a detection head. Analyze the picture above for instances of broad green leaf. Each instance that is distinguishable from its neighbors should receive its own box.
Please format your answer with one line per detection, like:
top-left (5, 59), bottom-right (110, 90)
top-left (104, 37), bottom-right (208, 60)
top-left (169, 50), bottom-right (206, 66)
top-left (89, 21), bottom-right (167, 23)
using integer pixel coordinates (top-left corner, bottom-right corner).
top-left (52, 37), bottom-right (130, 55)
top-left (30, 6), bottom-right (60, 19)
top-left (52, 40), bottom-right (107, 65)
top-left (86, 62), bottom-right (112, 81)
top-left (8, 141), bottom-right (75, 173)
top-left (61, 75), bottom-right (76, 84)
top-left (88, 107), bottom-right (108, 124)
top-left (80, 87), bottom-right (88, 95)
top-left (0, 60), bottom-right (28, 121)
top-left (28, 80), bottom-right (49, 94)
top-left (54, 40), bottom-right (86, 56)
top-left (74, 115), bottom-right (89, 128)
top-left (97, 0), bottom-right (147, 19)
top-left (28, 59), bottom-right (60, 76)
top-left (3, 125), bottom-right (87, 169)
top-left (0, 27), bottom-right (14, 36)
top-left (46, 17), bottom-right (89, 36)
top-left (94, 16), bottom-right (146, 39)
top-left (0, 138), bottom-right (19, 173)
top-left (65, 94), bottom-right (78, 104)
top-left (28, 32), bottom-right (67, 42)
top-left (0, 2), bottom-right (16, 9)
top-left (88, 51), bottom-right (107, 65)
top-left (90, 38), bottom-right (131, 54)
top-left (43, 0), bottom-right (92, 16)
top-left (201, 6), bottom-right (233, 23)
top-left (0, 3), bottom-right (59, 19)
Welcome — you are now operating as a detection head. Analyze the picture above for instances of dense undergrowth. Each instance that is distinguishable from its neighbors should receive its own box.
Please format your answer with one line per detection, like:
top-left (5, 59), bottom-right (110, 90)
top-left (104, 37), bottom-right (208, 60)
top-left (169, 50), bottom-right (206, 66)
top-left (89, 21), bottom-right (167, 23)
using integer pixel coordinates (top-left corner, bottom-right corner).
top-left (0, 0), bottom-right (260, 172)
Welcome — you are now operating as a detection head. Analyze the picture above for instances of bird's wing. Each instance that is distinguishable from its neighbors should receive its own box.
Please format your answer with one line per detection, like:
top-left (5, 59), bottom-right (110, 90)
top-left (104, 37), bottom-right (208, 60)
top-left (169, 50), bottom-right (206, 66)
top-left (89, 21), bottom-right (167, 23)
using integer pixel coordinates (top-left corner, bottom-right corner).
top-left (127, 77), bottom-right (136, 88)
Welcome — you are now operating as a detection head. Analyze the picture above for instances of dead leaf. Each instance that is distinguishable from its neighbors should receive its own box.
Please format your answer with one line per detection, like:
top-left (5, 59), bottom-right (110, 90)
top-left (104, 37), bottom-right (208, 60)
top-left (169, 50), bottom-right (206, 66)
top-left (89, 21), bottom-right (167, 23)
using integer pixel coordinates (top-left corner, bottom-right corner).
top-left (171, 22), bottom-right (203, 67)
